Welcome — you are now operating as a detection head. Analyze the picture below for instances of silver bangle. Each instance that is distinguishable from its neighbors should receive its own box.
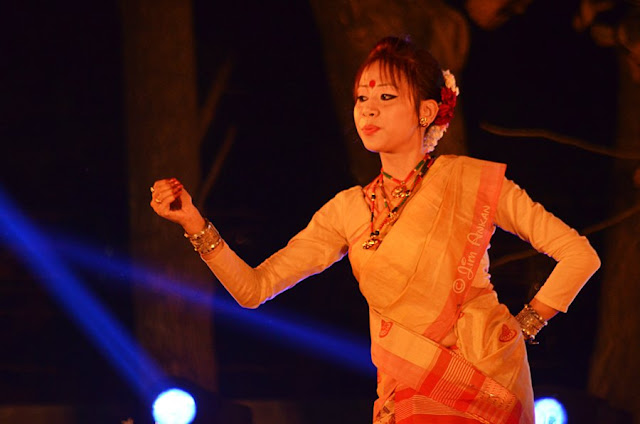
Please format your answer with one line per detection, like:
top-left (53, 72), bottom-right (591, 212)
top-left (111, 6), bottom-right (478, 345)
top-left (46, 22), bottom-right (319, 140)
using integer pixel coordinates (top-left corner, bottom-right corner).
top-left (184, 219), bottom-right (223, 255)
top-left (515, 303), bottom-right (548, 344)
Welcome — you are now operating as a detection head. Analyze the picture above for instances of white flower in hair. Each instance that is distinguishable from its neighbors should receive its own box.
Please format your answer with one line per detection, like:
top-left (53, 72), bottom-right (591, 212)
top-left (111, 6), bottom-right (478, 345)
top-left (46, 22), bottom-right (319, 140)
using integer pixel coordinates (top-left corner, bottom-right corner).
top-left (442, 70), bottom-right (460, 96)
top-left (422, 69), bottom-right (460, 154)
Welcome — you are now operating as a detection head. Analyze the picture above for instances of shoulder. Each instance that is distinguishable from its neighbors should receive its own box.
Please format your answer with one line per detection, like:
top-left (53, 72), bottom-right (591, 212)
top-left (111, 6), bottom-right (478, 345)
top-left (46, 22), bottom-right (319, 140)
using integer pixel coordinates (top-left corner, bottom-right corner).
top-left (437, 154), bottom-right (506, 170)
top-left (435, 156), bottom-right (507, 203)
top-left (331, 185), bottom-right (366, 205)
top-left (338, 185), bottom-right (365, 196)
top-left (436, 155), bottom-right (507, 180)
top-left (315, 185), bottom-right (365, 212)
top-left (308, 185), bottom-right (367, 232)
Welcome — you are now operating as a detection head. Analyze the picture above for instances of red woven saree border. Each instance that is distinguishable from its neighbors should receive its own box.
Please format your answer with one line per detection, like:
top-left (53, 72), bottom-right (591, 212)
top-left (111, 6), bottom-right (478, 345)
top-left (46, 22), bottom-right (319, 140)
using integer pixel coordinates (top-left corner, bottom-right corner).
top-left (372, 340), bottom-right (522, 424)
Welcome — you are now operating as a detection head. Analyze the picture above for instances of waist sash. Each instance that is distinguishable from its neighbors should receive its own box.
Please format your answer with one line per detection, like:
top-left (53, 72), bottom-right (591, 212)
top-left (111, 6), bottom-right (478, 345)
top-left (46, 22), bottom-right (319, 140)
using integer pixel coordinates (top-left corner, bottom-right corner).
top-left (370, 309), bottom-right (522, 424)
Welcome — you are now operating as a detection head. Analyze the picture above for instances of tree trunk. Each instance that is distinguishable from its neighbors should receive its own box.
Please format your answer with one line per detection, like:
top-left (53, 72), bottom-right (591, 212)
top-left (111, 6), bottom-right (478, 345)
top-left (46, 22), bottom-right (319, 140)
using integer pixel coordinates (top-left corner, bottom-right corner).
top-left (588, 49), bottom-right (640, 421)
top-left (120, 0), bottom-right (217, 392)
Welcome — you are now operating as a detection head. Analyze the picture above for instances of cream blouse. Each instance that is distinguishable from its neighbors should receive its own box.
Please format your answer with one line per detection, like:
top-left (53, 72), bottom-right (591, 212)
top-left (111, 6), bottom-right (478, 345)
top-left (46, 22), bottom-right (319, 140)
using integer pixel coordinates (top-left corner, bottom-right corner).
top-left (201, 155), bottom-right (600, 314)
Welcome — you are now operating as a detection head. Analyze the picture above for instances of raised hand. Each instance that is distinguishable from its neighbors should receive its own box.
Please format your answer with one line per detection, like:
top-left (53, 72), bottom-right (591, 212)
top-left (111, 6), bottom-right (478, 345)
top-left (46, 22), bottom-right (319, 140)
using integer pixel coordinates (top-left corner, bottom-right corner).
top-left (149, 178), bottom-right (206, 235)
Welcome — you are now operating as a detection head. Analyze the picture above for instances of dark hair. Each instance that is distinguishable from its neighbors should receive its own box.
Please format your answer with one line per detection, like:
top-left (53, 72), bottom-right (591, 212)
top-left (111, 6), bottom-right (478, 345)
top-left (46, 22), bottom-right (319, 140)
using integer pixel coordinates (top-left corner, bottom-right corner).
top-left (353, 36), bottom-right (445, 114)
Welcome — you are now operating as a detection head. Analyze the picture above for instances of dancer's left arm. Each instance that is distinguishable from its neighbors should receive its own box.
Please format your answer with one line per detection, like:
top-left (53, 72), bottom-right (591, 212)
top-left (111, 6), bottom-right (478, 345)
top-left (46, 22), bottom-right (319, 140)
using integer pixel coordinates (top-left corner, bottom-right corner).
top-left (495, 178), bottom-right (601, 321)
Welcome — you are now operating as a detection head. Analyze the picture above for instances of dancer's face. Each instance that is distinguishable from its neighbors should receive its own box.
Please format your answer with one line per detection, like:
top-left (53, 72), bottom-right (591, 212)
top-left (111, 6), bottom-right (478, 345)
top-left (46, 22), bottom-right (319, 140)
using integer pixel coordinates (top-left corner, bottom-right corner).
top-left (353, 62), bottom-right (423, 155)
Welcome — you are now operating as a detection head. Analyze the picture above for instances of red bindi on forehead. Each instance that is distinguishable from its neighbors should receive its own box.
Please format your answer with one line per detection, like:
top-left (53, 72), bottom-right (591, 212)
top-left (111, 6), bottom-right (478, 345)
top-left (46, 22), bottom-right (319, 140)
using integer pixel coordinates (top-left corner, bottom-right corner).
top-left (369, 80), bottom-right (376, 88)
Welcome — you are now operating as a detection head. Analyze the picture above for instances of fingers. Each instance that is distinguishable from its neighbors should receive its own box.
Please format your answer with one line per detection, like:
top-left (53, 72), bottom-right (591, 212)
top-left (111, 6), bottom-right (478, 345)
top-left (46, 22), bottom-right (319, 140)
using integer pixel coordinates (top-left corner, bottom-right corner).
top-left (149, 178), bottom-right (202, 228)
top-left (149, 178), bottom-right (188, 220)
top-left (150, 178), bottom-right (183, 205)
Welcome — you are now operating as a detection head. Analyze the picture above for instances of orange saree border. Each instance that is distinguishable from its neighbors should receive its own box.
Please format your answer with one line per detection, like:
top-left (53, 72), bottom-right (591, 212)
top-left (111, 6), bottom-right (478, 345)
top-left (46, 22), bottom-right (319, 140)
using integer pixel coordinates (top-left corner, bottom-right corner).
top-left (423, 161), bottom-right (506, 341)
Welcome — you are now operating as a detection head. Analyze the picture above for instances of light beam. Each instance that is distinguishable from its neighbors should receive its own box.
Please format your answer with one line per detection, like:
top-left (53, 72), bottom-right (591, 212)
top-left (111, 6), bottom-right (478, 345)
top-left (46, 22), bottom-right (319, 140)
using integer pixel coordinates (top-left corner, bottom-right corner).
top-left (0, 187), bottom-right (166, 403)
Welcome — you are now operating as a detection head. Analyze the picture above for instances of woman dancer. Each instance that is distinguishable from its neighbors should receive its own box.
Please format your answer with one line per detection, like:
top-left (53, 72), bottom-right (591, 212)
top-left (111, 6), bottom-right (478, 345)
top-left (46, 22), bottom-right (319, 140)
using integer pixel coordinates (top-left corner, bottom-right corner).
top-left (150, 36), bottom-right (600, 423)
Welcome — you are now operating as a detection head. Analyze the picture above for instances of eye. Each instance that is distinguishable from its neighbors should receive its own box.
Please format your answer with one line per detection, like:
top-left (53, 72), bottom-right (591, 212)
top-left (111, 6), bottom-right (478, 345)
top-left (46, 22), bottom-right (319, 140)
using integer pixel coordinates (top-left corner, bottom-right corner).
top-left (380, 94), bottom-right (397, 100)
top-left (356, 95), bottom-right (368, 102)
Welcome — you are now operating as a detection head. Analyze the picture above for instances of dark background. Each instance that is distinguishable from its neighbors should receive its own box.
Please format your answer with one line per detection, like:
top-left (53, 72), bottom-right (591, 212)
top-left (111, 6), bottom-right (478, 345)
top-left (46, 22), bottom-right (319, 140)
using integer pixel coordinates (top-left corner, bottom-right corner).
top-left (1, 0), bottom-right (619, 421)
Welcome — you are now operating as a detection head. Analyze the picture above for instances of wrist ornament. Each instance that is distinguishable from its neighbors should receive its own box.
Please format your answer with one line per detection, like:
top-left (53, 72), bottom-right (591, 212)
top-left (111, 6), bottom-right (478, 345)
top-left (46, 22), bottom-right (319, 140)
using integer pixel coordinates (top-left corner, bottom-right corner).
top-left (515, 303), bottom-right (548, 345)
top-left (184, 219), bottom-right (223, 255)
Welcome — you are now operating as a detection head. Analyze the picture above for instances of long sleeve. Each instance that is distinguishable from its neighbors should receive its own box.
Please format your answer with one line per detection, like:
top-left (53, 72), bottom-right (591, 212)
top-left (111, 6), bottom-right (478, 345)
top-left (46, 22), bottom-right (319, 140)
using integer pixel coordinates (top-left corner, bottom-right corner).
top-left (200, 187), bottom-right (358, 308)
top-left (494, 179), bottom-right (601, 312)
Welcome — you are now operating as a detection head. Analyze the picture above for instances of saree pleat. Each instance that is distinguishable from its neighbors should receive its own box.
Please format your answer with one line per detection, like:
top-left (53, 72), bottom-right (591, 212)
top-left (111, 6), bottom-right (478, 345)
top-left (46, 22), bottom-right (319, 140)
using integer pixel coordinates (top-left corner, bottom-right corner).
top-left (370, 309), bottom-right (524, 424)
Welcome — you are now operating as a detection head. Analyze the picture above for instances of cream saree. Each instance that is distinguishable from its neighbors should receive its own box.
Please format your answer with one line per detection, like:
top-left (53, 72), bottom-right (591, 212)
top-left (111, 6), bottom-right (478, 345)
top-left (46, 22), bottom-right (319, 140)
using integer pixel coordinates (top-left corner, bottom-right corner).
top-left (348, 156), bottom-right (533, 423)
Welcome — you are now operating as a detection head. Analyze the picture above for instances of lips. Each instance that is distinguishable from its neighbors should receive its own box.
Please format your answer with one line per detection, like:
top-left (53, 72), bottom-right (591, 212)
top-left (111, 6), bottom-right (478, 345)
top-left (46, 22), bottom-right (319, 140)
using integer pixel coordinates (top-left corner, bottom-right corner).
top-left (361, 124), bottom-right (380, 136)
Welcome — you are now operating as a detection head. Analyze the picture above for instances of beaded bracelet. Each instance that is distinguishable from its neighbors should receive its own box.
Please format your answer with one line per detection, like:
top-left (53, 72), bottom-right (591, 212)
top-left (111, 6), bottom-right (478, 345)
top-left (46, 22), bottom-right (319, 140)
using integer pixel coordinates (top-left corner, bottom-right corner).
top-left (184, 219), bottom-right (224, 255)
top-left (515, 303), bottom-right (548, 345)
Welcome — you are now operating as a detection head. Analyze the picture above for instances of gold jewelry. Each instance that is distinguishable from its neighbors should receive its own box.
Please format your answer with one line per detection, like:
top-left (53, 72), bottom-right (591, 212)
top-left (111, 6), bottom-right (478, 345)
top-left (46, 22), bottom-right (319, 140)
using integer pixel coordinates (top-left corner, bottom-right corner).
top-left (419, 116), bottom-right (429, 127)
top-left (184, 219), bottom-right (224, 255)
top-left (150, 186), bottom-right (155, 193)
top-left (515, 303), bottom-right (548, 344)
top-left (363, 156), bottom-right (434, 250)
top-left (154, 197), bottom-right (163, 203)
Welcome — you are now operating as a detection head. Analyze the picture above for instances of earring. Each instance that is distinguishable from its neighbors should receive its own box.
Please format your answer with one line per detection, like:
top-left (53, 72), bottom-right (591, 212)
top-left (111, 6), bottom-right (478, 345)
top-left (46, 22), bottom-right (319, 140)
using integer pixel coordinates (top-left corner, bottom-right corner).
top-left (419, 117), bottom-right (429, 127)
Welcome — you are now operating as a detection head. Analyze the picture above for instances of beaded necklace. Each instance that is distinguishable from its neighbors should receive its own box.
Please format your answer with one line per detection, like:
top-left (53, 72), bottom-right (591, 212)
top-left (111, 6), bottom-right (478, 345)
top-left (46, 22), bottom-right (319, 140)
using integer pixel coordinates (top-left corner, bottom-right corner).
top-left (362, 155), bottom-right (435, 250)
top-left (382, 164), bottom-right (419, 199)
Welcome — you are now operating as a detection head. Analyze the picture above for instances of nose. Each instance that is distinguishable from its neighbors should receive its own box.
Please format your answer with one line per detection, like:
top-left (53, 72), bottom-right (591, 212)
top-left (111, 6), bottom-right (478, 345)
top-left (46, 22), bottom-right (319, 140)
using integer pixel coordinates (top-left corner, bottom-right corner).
top-left (361, 104), bottom-right (378, 117)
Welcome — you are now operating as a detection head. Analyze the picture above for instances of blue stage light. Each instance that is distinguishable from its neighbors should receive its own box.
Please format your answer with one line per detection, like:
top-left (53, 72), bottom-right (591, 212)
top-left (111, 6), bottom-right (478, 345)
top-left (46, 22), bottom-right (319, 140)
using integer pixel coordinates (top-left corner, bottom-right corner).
top-left (51, 231), bottom-right (376, 377)
top-left (535, 397), bottom-right (567, 424)
top-left (0, 187), bottom-right (165, 402)
top-left (152, 388), bottom-right (196, 424)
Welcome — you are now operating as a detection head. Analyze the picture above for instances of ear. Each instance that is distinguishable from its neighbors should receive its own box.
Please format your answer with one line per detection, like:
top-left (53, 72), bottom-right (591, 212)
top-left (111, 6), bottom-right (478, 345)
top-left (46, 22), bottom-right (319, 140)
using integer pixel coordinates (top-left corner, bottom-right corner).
top-left (418, 99), bottom-right (439, 127)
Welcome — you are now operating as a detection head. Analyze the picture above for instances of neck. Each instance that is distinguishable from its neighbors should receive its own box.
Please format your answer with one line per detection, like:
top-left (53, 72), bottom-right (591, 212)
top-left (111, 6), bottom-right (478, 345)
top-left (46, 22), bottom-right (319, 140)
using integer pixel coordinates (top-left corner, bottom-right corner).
top-left (379, 150), bottom-right (426, 180)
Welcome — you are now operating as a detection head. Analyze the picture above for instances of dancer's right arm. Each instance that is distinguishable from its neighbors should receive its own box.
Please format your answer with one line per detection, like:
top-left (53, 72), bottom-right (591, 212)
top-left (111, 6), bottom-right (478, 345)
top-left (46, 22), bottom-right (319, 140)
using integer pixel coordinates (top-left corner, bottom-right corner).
top-left (150, 178), bottom-right (352, 309)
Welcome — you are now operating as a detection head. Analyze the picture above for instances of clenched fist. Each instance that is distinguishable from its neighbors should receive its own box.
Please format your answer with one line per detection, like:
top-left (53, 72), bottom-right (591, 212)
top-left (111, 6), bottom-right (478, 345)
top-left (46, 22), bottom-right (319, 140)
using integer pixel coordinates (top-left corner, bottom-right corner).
top-left (149, 178), bottom-right (206, 235)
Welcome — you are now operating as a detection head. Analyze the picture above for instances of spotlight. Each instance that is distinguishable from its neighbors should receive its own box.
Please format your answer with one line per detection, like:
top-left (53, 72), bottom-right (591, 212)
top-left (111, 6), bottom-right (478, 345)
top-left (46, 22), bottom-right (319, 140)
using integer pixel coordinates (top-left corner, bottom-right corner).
top-left (534, 397), bottom-right (567, 424)
top-left (152, 388), bottom-right (197, 424)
